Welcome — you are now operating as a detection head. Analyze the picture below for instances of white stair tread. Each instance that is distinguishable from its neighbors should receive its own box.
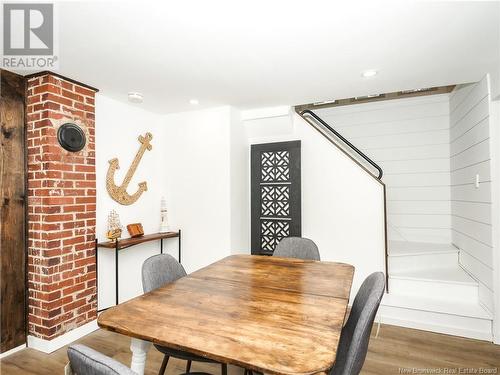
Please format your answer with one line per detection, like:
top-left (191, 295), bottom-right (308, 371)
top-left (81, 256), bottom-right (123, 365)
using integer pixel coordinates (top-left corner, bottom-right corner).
top-left (390, 265), bottom-right (477, 285)
top-left (382, 293), bottom-right (492, 319)
top-left (389, 240), bottom-right (458, 256)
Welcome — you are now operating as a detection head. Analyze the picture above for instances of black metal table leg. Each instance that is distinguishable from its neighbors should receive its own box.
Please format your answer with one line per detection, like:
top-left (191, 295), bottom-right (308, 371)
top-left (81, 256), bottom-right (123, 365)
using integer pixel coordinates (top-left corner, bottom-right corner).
top-left (95, 238), bottom-right (99, 311)
top-left (97, 231), bottom-right (182, 312)
top-left (178, 229), bottom-right (182, 263)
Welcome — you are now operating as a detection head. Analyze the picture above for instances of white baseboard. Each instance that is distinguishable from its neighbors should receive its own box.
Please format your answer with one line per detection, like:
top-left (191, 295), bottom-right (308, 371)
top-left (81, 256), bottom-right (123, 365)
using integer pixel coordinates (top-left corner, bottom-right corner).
top-left (379, 314), bottom-right (493, 342)
top-left (28, 320), bottom-right (98, 354)
top-left (0, 344), bottom-right (27, 359)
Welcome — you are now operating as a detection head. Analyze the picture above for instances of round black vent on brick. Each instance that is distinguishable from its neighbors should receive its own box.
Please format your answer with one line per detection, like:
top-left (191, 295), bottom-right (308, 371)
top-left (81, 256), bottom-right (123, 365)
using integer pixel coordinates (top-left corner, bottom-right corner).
top-left (57, 123), bottom-right (86, 152)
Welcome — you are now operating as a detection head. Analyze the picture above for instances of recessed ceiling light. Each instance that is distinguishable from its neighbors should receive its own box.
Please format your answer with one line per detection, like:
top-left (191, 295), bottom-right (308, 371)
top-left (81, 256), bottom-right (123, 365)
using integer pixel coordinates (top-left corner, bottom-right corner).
top-left (189, 99), bottom-right (199, 105)
top-left (128, 92), bottom-right (143, 103)
top-left (361, 70), bottom-right (378, 78)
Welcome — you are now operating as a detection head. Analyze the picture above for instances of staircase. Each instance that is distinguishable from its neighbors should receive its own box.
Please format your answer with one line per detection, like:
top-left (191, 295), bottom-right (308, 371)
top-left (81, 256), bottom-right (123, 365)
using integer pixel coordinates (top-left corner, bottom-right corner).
top-left (379, 241), bottom-right (493, 340)
top-left (297, 108), bottom-right (493, 341)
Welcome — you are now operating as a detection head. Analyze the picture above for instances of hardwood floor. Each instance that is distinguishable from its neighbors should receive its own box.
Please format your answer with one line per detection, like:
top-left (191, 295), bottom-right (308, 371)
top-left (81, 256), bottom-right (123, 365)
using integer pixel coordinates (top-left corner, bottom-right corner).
top-left (1, 324), bottom-right (499, 375)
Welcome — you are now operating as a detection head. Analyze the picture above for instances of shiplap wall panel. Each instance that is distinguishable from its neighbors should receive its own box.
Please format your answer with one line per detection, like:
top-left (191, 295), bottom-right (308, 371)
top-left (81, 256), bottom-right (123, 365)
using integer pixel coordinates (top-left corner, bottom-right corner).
top-left (450, 140), bottom-right (491, 169)
top-left (449, 83), bottom-right (475, 113)
top-left (453, 231), bottom-right (493, 266)
top-left (449, 77), bottom-right (493, 311)
top-left (450, 96), bottom-right (489, 141)
top-left (389, 214), bottom-right (451, 229)
top-left (450, 78), bottom-right (488, 122)
top-left (451, 160), bottom-right (491, 185)
top-left (390, 228), bottom-right (452, 243)
top-left (383, 173), bottom-right (450, 187)
top-left (451, 201), bottom-right (492, 225)
top-left (367, 144), bottom-right (450, 161)
top-left (381, 159), bottom-right (450, 174)
top-left (478, 281), bottom-right (494, 313)
top-left (460, 251), bottom-right (493, 291)
top-left (387, 200), bottom-right (450, 215)
top-left (450, 118), bottom-right (489, 156)
top-left (460, 251), bottom-right (494, 313)
top-left (316, 94), bottom-right (451, 244)
top-left (388, 186), bottom-right (451, 201)
top-left (337, 116), bottom-right (449, 137)
top-left (450, 182), bottom-right (491, 203)
top-left (354, 130), bottom-right (450, 149)
top-left (452, 216), bottom-right (492, 247)
top-left (322, 99), bottom-right (448, 126)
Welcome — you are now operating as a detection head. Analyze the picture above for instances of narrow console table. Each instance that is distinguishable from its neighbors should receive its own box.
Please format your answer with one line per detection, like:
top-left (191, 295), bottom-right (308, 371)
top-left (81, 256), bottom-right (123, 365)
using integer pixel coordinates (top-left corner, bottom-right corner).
top-left (96, 230), bottom-right (181, 312)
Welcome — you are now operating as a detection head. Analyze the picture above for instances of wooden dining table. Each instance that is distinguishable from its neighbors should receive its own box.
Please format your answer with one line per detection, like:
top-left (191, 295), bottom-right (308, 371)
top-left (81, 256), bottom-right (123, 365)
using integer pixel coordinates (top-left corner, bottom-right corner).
top-left (97, 255), bottom-right (354, 375)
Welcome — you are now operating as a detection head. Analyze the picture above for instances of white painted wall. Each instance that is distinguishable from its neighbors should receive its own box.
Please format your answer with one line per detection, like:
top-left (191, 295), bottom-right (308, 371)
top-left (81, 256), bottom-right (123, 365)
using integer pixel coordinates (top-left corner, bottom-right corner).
top-left (243, 108), bottom-right (386, 296)
top-left (449, 77), bottom-right (494, 312)
top-left (161, 106), bottom-right (236, 273)
top-left (315, 95), bottom-right (452, 244)
top-left (96, 100), bottom-right (248, 309)
top-left (95, 94), bottom-right (170, 309)
top-left (229, 108), bottom-right (250, 254)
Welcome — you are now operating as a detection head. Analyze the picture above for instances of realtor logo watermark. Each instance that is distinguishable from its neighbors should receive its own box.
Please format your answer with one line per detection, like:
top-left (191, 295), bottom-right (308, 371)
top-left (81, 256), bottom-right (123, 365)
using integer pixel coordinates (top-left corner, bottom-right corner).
top-left (2, 3), bottom-right (58, 70)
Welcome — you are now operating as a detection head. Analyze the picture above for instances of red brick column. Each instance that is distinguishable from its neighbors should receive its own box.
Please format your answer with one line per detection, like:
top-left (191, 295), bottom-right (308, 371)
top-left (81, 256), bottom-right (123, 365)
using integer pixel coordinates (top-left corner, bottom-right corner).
top-left (26, 72), bottom-right (98, 340)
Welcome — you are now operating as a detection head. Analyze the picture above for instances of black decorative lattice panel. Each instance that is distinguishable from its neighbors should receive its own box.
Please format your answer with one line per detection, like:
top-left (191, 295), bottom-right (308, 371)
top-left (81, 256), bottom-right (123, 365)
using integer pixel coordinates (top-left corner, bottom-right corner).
top-left (251, 141), bottom-right (301, 255)
top-left (261, 185), bottom-right (290, 217)
top-left (260, 220), bottom-right (290, 252)
top-left (261, 151), bottom-right (290, 182)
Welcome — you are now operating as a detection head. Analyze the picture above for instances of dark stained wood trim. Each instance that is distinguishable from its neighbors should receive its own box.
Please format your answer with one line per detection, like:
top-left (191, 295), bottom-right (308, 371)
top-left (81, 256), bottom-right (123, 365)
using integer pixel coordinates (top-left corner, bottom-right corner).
top-left (23, 73), bottom-right (29, 340)
top-left (1, 69), bottom-right (27, 352)
top-left (383, 184), bottom-right (388, 293)
top-left (23, 70), bottom-right (99, 92)
top-left (295, 85), bottom-right (455, 112)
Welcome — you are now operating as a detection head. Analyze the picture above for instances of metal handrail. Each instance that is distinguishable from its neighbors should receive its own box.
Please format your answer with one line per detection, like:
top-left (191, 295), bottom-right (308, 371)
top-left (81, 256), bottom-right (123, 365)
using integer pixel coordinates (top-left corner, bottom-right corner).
top-left (299, 109), bottom-right (383, 179)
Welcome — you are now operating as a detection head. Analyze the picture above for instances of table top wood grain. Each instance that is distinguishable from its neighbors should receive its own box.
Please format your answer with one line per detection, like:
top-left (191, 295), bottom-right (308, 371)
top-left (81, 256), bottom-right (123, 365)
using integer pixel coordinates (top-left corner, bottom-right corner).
top-left (97, 255), bottom-right (354, 375)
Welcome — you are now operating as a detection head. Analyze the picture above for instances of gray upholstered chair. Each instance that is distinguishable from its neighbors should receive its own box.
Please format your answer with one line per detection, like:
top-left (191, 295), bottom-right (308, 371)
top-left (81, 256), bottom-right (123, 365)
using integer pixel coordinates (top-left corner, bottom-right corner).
top-left (142, 253), bottom-right (187, 293)
top-left (142, 254), bottom-right (227, 375)
top-left (330, 272), bottom-right (385, 375)
top-left (67, 344), bottom-right (136, 375)
top-left (273, 237), bottom-right (320, 260)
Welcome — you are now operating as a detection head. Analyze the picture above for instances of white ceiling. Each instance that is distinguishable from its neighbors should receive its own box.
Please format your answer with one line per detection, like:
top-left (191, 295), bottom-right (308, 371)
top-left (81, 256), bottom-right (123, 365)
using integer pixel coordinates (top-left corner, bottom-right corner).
top-left (56, 0), bottom-right (500, 114)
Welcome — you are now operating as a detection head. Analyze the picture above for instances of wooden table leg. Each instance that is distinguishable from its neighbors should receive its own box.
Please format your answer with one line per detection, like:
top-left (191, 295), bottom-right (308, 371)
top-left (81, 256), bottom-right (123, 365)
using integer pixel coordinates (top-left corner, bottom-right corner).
top-left (130, 338), bottom-right (151, 375)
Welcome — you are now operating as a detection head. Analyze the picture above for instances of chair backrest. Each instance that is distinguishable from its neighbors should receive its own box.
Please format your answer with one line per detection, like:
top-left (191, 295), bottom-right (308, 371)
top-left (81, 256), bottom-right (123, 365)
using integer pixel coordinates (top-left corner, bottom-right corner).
top-left (67, 344), bottom-right (136, 375)
top-left (142, 254), bottom-right (187, 293)
top-left (273, 237), bottom-right (320, 261)
top-left (330, 272), bottom-right (385, 375)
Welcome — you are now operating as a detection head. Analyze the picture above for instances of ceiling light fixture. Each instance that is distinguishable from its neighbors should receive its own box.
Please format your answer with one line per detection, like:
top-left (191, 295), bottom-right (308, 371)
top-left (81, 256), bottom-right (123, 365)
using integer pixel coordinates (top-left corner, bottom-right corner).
top-left (361, 70), bottom-right (378, 78)
top-left (189, 99), bottom-right (199, 105)
top-left (128, 92), bottom-right (143, 103)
